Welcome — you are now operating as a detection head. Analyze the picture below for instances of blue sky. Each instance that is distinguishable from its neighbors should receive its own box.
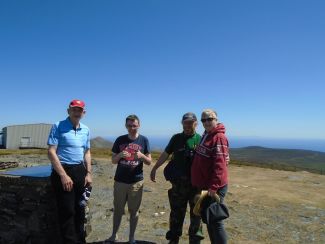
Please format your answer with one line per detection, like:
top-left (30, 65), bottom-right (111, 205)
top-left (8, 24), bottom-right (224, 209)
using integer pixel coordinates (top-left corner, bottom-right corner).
top-left (1, 0), bottom-right (324, 139)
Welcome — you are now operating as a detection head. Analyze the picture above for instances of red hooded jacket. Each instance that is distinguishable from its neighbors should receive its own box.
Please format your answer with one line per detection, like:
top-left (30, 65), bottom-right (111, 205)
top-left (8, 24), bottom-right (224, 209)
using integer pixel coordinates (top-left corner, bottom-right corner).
top-left (191, 123), bottom-right (229, 191)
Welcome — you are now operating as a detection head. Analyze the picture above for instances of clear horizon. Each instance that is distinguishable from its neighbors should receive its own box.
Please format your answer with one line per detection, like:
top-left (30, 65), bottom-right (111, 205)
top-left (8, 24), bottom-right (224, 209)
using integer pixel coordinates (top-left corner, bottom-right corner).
top-left (104, 135), bottom-right (325, 152)
top-left (1, 1), bottom-right (324, 140)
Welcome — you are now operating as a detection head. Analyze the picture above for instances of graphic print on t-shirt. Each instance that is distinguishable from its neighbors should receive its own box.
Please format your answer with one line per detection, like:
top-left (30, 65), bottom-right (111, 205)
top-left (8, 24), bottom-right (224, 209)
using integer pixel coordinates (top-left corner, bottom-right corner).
top-left (119, 143), bottom-right (143, 167)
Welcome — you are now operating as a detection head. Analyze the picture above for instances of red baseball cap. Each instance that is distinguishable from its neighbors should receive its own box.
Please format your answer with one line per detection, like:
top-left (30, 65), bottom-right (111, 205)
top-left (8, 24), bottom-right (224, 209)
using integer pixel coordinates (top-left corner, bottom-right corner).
top-left (69, 99), bottom-right (85, 109)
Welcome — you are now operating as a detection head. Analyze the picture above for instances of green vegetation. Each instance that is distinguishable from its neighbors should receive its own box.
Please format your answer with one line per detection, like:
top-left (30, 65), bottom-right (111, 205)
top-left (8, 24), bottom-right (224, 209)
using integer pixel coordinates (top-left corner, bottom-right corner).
top-left (1, 146), bottom-right (324, 174)
top-left (0, 148), bottom-right (161, 161)
top-left (230, 159), bottom-right (323, 174)
top-left (0, 149), bottom-right (47, 156)
top-left (231, 146), bottom-right (325, 174)
top-left (90, 148), bottom-right (161, 160)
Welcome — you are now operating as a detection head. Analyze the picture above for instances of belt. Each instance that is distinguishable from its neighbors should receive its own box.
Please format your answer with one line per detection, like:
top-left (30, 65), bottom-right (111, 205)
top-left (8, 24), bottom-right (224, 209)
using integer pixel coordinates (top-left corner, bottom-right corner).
top-left (61, 163), bottom-right (84, 169)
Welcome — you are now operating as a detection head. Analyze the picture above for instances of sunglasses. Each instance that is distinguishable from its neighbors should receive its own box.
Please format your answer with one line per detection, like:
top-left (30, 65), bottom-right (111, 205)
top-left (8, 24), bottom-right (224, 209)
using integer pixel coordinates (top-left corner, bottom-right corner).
top-left (201, 118), bottom-right (214, 123)
top-left (126, 124), bottom-right (139, 128)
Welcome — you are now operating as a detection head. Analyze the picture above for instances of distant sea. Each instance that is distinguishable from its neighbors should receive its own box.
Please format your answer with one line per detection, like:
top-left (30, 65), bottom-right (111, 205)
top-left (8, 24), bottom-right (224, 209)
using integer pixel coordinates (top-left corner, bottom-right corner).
top-left (105, 136), bottom-right (325, 152)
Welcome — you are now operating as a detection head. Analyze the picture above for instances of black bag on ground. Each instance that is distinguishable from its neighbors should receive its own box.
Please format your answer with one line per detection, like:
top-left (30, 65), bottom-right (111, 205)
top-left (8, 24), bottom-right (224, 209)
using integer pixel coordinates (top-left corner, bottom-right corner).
top-left (200, 196), bottom-right (230, 224)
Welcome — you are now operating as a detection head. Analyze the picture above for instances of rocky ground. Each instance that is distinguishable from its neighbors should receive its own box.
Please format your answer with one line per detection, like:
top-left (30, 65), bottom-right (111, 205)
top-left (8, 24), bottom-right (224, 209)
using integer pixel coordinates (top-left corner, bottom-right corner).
top-left (1, 154), bottom-right (324, 244)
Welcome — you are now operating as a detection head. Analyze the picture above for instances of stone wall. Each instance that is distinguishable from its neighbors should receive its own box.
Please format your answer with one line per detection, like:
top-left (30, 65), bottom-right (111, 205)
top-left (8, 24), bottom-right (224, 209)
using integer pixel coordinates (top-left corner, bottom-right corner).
top-left (0, 175), bottom-right (61, 244)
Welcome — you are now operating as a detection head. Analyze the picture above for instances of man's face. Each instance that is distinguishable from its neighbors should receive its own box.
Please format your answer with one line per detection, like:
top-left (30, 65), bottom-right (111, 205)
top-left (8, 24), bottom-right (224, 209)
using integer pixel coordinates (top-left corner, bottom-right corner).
top-left (182, 120), bottom-right (197, 135)
top-left (68, 107), bottom-right (85, 122)
top-left (125, 119), bottom-right (140, 134)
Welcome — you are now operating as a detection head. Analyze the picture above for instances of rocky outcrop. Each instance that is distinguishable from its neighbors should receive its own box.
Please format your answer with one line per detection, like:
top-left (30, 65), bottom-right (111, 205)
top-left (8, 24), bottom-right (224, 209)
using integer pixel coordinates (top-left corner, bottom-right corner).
top-left (0, 174), bottom-right (61, 244)
top-left (0, 161), bottom-right (19, 170)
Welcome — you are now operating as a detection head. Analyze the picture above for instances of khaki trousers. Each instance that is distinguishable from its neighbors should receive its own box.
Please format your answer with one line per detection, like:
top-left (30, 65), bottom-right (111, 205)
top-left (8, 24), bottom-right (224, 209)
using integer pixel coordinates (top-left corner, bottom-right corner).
top-left (113, 180), bottom-right (144, 216)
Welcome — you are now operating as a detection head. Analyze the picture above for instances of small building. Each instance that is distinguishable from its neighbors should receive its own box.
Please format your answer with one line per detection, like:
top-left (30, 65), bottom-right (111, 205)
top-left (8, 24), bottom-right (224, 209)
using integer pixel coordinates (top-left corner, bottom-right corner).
top-left (0, 130), bottom-right (3, 148)
top-left (2, 123), bottom-right (52, 149)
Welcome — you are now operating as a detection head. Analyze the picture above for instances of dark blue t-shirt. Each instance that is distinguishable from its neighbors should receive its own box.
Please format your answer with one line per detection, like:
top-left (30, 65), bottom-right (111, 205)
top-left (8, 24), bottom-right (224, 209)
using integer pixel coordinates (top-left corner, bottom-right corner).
top-left (112, 134), bottom-right (150, 184)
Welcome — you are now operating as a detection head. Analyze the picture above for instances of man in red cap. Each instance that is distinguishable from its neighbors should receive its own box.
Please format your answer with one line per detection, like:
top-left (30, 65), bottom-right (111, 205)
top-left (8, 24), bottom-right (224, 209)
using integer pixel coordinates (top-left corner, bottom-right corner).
top-left (48, 99), bottom-right (92, 244)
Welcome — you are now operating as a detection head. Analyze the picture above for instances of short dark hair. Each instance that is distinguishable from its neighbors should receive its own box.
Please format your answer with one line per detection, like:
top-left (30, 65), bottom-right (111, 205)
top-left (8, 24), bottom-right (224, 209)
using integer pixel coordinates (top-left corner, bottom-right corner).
top-left (125, 114), bottom-right (140, 124)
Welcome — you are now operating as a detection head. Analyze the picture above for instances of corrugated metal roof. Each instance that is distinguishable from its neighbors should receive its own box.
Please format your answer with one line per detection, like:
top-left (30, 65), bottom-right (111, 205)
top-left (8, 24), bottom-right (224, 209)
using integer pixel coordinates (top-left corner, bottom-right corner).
top-left (4, 123), bottom-right (52, 128)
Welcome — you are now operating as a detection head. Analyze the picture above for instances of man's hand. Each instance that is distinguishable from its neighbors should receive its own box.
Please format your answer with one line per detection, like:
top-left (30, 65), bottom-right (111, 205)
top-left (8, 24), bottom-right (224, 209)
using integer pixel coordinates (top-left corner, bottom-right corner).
top-left (150, 168), bottom-right (157, 182)
top-left (60, 174), bottom-right (74, 191)
top-left (120, 150), bottom-right (131, 159)
top-left (85, 172), bottom-right (92, 187)
top-left (134, 150), bottom-right (144, 160)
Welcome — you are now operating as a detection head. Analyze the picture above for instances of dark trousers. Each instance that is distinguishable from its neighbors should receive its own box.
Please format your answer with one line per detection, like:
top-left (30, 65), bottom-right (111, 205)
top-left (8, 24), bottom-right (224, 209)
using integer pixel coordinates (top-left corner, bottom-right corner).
top-left (166, 179), bottom-right (203, 243)
top-left (51, 164), bottom-right (86, 244)
top-left (206, 185), bottom-right (228, 244)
